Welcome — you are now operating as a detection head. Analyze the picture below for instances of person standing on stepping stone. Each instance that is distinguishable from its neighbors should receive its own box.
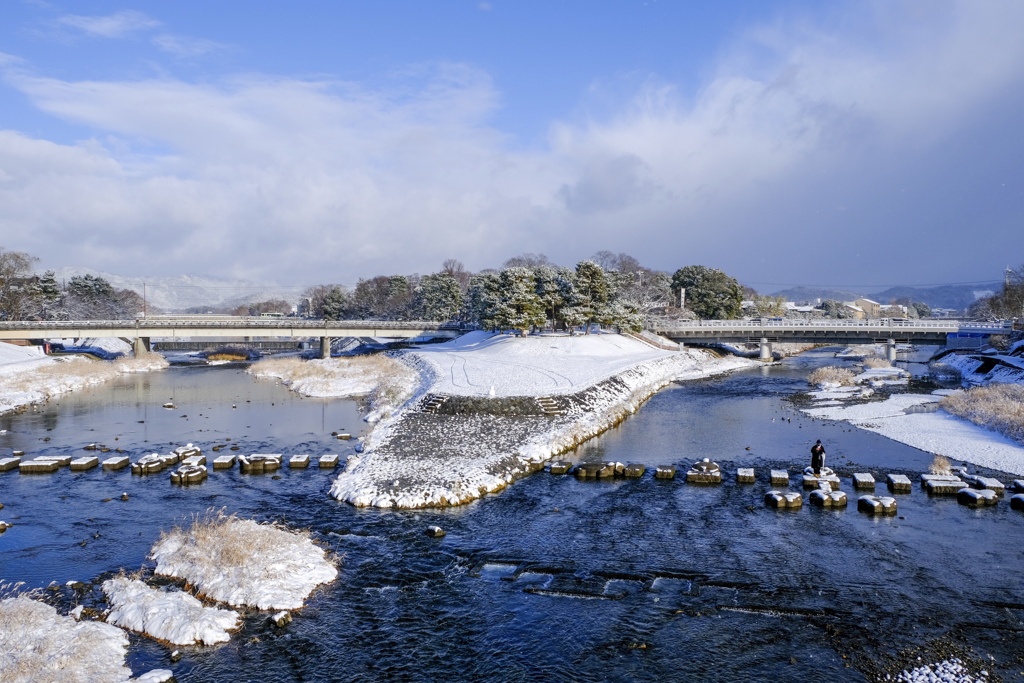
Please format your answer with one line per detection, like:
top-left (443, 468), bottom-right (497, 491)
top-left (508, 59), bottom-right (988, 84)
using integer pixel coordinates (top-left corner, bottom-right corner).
top-left (810, 440), bottom-right (826, 474)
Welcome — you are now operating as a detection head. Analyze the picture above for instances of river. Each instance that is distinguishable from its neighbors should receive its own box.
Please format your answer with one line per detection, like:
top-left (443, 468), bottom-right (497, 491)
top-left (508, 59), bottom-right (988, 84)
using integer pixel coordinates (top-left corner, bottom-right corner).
top-left (1, 351), bottom-right (1022, 682)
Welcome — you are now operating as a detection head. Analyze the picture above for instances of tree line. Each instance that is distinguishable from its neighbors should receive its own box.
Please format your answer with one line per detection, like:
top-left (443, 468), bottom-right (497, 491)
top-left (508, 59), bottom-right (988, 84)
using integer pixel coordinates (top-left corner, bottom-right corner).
top-left (300, 252), bottom-right (746, 333)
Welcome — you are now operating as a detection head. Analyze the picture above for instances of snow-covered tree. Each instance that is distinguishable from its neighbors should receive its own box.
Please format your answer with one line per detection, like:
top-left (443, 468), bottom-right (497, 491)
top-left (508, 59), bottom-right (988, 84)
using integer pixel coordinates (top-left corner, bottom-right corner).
top-left (494, 267), bottom-right (546, 334)
top-left (670, 265), bottom-right (743, 320)
top-left (416, 273), bottom-right (463, 321)
top-left (572, 261), bottom-right (611, 333)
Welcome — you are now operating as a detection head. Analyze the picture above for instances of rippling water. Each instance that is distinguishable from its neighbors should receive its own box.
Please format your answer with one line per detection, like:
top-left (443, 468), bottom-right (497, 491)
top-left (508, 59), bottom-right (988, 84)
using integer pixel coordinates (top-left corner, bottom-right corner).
top-left (2, 354), bottom-right (1023, 682)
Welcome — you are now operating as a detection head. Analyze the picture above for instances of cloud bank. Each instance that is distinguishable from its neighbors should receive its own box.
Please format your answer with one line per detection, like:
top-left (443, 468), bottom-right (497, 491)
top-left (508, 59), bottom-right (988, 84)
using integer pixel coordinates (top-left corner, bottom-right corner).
top-left (1, 1), bottom-right (1022, 287)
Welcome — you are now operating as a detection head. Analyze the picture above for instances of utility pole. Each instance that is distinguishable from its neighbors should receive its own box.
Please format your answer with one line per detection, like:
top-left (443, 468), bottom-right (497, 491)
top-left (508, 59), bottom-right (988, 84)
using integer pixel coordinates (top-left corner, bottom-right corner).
top-left (143, 282), bottom-right (147, 318)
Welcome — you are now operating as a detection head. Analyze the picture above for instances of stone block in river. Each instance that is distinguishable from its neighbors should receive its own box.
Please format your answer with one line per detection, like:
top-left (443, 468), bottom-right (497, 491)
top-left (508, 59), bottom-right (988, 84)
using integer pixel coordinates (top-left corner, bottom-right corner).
top-left (289, 454), bottom-right (310, 469)
top-left (957, 488), bottom-right (998, 507)
top-left (336, 433), bottom-right (352, 440)
top-left (102, 455), bottom-right (130, 471)
top-left (886, 474), bottom-right (912, 493)
top-left (852, 473), bottom-right (876, 490)
top-left (857, 495), bottom-right (897, 515)
top-left (920, 473), bottom-right (961, 487)
top-left (213, 455), bottom-right (236, 470)
top-left (0, 457), bottom-right (20, 472)
top-left (810, 489), bottom-right (848, 508)
top-left (624, 463), bottom-right (646, 478)
top-left (240, 454), bottom-right (282, 474)
top-left (20, 459), bottom-right (60, 474)
top-left (603, 461), bottom-right (625, 476)
top-left (36, 455), bottom-right (72, 467)
top-left (765, 490), bottom-right (802, 509)
top-left (170, 464), bottom-right (207, 485)
top-left (803, 474), bottom-right (840, 490)
top-left (70, 456), bottom-right (99, 471)
top-left (0, 521), bottom-right (9, 532)
top-left (736, 468), bottom-right (755, 483)
top-left (182, 455), bottom-right (206, 467)
top-left (318, 454), bottom-right (339, 469)
top-left (971, 477), bottom-right (1005, 495)
top-left (576, 462), bottom-right (613, 479)
top-left (548, 461), bottom-right (572, 474)
top-left (132, 454), bottom-right (166, 475)
top-left (770, 470), bottom-right (789, 486)
top-left (654, 465), bottom-right (676, 480)
top-left (1011, 494), bottom-right (1024, 511)
top-left (1010, 480), bottom-right (1024, 493)
top-left (173, 444), bottom-right (201, 459)
top-left (686, 459), bottom-right (721, 484)
top-left (925, 479), bottom-right (966, 496)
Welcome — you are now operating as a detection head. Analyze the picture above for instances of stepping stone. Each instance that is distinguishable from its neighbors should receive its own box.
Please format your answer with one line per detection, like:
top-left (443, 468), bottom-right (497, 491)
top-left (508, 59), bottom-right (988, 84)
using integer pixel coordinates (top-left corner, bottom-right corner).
top-left (289, 454), bottom-right (310, 469)
top-left (770, 470), bottom-right (789, 486)
top-left (576, 462), bottom-right (614, 479)
top-left (736, 468), bottom-right (755, 483)
top-left (958, 488), bottom-right (998, 508)
top-left (852, 473), bottom-right (876, 490)
top-left (1010, 480), bottom-right (1024, 493)
top-left (102, 456), bottom-right (130, 471)
top-left (810, 489), bottom-right (848, 508)
top-left (170, 464), bottom-right (207, 485)
top-left (971, 477), bottom-right (1005, 495)
top-left (1011, 494), bottom-right (1024, 511)
top-left (886, 474), bottom-right (912, 493)
top-left (173, 444), bottom-right (201, 459)
top-left (654, 465), bottom-right (676, 480)
top-left (35, 455), bottom-right (72, 467)
top-left (549, 461), bottom-right (572, 475)
top-left (686, 458), bottom-right (722, 484)
top-left (70, 456), bottom-right (99, 472)
top-left (920, 473), bottom-right (961, 487)
top-left (213, 455), bottom-right (236, 470)
top-left (181, 455), bottom-right (206, 467)
top-left (623, 463), bottom-right (646, 478)
top-left (0, 457), bottom-right (21, 472)
top-left (603, 461), bottom-right (626, 476)
top-left (858, 495), bottom-right (897, 515)
top-left (803, 473), bottom-right (840, 490)
top-left (0, 521), bottom-right (9, 532)
top-left (239, 454), bottom-right (282, 474)
top-left (765, 490), bottom-right (802, 509)
top-left (336, 433), bottom-right (352, 440)
top-left (318, 454), bottom-right (339, 469)
top-left (925, 479), bottom-right (966, 496)
top-left (20, 459), bottom-right (60, 474)
top-left (132, 454), bottom-right (166, 475)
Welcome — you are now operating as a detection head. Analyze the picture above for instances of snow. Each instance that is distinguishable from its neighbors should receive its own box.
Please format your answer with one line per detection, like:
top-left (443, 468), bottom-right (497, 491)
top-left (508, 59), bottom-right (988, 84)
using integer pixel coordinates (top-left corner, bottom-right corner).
top-left (897, 658), bottom-right (988, 682)
top-left (0, 342), bottom-right (167, 415)
top-left (412, 331), bottom-right (673, 397)
top-left (102, 577), bottom-right (239, 646)
top-left (330, 334), bottom-right (755, 508)
top-left (150, 514), bottom-right (338, 610)
top-left (804, 392), bottom-right (1024, 475)
top-left (0, 595), bottom-right (132, 683)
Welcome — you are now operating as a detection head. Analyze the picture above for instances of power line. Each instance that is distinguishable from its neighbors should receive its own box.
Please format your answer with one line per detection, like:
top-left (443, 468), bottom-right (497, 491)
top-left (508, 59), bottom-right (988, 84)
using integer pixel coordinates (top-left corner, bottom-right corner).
top-left (742, 279), bottom-right (1001, 289)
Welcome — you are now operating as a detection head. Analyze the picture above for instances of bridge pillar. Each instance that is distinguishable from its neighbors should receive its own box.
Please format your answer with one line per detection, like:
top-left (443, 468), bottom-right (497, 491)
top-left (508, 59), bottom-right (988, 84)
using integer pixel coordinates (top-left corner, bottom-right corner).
top-left (758, 338), bottom-right (773, 362)
top-left (886, 339), bottom-right (897, 363)
top-left (320, 337), bottom-right (332, 359)
top-left (133, 336), bottom-right (151, 356)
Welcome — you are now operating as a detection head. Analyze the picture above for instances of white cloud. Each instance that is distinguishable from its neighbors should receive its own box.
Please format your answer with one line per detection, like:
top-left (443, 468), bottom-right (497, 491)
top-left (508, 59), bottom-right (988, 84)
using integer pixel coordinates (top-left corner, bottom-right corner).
top-left (151, 34), bottom-right (226, 58)
top-left (3, 0), bottom-right (1024, 286)
top-left (56, 10), bottom-right (161, 38)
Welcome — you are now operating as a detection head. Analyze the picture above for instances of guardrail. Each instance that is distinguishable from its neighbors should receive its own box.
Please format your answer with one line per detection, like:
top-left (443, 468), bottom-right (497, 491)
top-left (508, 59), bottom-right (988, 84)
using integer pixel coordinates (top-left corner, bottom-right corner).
top-left (0, 318), bottom-right (458, 331)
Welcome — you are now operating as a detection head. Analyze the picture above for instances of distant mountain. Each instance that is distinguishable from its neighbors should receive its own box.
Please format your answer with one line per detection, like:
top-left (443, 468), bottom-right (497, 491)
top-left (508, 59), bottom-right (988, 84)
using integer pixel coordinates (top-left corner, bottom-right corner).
top-left (764, 286), bottom-right (863, 305)
top-left (51, 268), bottom-right (304, 313)
top-left (765, 282), bottom-right (1000, 310)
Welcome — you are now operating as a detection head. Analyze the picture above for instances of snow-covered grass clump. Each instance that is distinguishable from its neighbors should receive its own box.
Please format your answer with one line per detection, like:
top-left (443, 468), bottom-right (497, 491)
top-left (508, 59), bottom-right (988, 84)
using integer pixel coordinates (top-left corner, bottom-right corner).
top-left (102, 576), bottom-right (240, 646)
top-left (940, 383), bottom-right (1024, 444)
top-left (0, 594), bottom-right (132, 683)
top-left (151, 511), bottom-right (338, 610)
top-left (247, 354), bottom-right (419, 419)
top-left (0, 352), bottom-right (168, 415)
top-left (808, 366), bottom-right (856, 387)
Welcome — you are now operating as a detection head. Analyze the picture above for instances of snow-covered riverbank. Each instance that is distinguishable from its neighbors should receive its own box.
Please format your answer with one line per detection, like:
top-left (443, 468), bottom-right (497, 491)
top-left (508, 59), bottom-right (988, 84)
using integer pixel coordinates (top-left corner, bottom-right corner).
top-left (323, 333), bottom-right (754, 508)
top-left (0, 340), bottom-right (167, 416)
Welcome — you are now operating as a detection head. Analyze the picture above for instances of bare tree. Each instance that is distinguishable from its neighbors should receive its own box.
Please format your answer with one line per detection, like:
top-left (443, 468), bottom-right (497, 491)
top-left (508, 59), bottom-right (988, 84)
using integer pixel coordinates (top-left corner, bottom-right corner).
top-left (503, 253), bottom-right (550, 269)
top-left (0, 247), bottom-right (39, 319)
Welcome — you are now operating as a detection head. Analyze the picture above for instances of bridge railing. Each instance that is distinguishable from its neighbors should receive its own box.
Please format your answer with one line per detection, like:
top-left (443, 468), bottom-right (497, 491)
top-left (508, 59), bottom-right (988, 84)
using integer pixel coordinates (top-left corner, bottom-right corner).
top-left (0, 318), bottom-right (457, 332)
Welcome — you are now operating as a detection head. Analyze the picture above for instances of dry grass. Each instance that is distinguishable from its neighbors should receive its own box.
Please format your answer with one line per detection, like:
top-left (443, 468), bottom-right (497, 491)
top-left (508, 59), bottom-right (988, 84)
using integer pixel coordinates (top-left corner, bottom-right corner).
top-left (928, 454), bottom-right (953, 475)
top-left (808, 366), bottom-right (857, 386)
top-left (158, 509), bottom-right (294, 569)
top-left (940, 383), bottom-right (1024, 444)
top-left (864, 357), bottom-right (892, 369)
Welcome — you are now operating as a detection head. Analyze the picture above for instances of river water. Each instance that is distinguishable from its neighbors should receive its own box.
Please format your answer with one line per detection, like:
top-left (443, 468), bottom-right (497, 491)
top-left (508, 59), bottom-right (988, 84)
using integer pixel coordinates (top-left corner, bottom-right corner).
top-left (1, 351), bottom-right (1023, 682)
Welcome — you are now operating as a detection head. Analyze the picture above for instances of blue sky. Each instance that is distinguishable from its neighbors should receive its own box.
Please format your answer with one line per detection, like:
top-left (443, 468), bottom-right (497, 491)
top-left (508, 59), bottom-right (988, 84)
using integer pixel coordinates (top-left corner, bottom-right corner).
top-left (0, 1), bottom-right (1021, 290)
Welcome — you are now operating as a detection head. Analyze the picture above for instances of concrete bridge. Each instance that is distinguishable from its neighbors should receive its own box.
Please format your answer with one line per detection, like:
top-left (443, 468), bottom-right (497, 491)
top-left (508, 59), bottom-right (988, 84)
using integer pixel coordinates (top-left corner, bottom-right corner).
top-left (650, 319), bottom-right (1014, 361)
top-left (0, 317), bottom-right (461, 358)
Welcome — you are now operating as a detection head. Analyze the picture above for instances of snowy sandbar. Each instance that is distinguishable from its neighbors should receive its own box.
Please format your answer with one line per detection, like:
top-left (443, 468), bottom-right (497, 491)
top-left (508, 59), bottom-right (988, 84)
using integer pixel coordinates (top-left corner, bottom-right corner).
top-left (103, 576), bottom-right (239, 646)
